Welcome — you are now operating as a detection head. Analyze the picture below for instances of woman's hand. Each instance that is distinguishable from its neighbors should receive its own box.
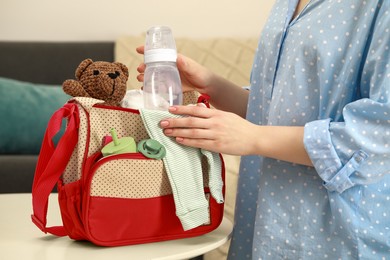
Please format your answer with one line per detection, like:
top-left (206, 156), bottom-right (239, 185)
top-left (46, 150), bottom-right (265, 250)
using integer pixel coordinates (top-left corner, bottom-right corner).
top-left (160, 104), bottom-right (258, 156)
top-left (160, 105), bottom-right (313, 166)
top-left (136, 46), bottom-right (214, 95)
top-left (136, 46), bottom-right (249, 116)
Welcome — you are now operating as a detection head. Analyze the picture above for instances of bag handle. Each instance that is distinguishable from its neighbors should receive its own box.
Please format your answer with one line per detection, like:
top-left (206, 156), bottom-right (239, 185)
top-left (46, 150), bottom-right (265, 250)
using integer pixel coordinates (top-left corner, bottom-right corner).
top-left (31, 102), bottom-right (79, 236)
top-left (197, 94), bottom-right (211, 108)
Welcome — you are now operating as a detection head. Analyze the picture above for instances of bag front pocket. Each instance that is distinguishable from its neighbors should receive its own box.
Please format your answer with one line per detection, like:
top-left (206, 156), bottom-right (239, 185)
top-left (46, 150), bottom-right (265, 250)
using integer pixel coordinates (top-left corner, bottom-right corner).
top-left (83, 153), bottom-right (181, 246)
top-left (87, 153), bottom-right (172, 199)
top-left (83, 153), bottom-right (221, 246)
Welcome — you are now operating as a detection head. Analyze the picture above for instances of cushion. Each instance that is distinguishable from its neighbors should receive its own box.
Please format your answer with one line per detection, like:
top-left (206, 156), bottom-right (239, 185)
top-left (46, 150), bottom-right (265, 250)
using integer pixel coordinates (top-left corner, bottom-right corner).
top-left (0, 77), bottom-right (70, 154)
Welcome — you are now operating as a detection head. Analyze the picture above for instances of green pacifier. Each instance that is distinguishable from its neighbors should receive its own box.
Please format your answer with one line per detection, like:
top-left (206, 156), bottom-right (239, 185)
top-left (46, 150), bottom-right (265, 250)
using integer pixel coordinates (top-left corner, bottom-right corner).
top-left (101, 128), bottom-right (137, 156)
top-left (137, 139), bottom-right (166, 160)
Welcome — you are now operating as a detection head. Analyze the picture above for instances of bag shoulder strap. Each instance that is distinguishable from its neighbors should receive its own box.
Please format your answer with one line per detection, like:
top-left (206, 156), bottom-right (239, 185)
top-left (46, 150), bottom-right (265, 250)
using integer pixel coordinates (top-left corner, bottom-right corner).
top-left (31, 102), bottom-right (79, 236)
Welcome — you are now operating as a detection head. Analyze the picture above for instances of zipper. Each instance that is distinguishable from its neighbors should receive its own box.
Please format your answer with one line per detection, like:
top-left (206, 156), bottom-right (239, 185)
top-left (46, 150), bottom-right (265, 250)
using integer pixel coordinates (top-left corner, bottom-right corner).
top-left (92, 152), bottom-right (150, 170)
top-left (83, 152), bottom-right (150, 188)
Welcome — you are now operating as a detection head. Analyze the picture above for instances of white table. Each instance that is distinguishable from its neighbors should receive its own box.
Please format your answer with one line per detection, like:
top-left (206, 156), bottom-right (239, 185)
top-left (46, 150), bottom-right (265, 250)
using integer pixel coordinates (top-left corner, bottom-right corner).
top-left (0, 194), bottom-right (232, 260)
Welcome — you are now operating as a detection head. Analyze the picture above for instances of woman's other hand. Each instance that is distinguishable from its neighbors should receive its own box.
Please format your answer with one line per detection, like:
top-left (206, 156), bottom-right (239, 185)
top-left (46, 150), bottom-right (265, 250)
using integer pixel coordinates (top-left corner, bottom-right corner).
top-left (136, 46), bottom-right (214, 95)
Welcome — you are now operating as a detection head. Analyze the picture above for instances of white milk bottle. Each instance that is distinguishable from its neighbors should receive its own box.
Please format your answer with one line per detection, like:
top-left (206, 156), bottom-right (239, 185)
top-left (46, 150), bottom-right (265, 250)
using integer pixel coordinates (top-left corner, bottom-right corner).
top-left (143, 26), bottom-right (183, 110)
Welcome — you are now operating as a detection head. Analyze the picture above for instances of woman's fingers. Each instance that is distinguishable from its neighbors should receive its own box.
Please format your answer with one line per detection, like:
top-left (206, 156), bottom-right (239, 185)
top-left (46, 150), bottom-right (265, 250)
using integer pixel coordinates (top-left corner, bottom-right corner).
top-left (136, 74), bottom-right (144, 83)
top-left (174, 137), bottom-right (217, 152)
top-left (164, 127), bottom-right (214, 140)
top-left (136, 46), bottom-right (145, 83)
top-left (137, 63), bottom-right (146, 73)
top-left (160, 106), bottom-right (212, 128)
top-left (160, 116), bottom-right (207, 131)
top-left (136, 63), bottom-right (146, 82)
top-left (159, 106), bottom-right (216, 140)
top-left (168, 105), bottom-right (213, 118)
top-left (136, 46), bottom-right (144, 54)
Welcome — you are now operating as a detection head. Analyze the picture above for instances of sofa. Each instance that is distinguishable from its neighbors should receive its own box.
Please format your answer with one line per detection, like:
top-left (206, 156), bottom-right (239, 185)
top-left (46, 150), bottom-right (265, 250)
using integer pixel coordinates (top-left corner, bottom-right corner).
top-left (0, 41), bottom-right (115, 193)
top-left (0, 36), bottom-right (258, 259)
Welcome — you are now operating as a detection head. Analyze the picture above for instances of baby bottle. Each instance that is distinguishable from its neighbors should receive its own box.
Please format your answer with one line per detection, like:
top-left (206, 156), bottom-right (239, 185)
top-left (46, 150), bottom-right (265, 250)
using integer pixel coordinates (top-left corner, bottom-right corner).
top-left (143, 26), bottom-right (183, 110)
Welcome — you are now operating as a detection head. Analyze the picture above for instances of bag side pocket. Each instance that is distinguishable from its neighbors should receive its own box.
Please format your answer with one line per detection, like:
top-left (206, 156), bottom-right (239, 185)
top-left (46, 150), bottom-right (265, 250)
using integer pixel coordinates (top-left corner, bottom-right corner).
top-left (58, 180), bottom-right (87, 240)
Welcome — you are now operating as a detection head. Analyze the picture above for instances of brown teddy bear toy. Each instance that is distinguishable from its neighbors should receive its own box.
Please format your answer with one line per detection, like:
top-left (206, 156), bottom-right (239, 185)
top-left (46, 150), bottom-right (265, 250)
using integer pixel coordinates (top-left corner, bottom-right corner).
top-left (63, 58), bottom-right (129, 106)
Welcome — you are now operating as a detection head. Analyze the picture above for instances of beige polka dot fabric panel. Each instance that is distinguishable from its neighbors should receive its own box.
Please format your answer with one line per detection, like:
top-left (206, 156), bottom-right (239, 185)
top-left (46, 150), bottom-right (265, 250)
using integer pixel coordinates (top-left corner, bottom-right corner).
top-left (90, 157), bottom-right (172, 198)
top-left (60, 97), bottom-right (211, 200)
top-left (62, 101), bottom-right (90, 184)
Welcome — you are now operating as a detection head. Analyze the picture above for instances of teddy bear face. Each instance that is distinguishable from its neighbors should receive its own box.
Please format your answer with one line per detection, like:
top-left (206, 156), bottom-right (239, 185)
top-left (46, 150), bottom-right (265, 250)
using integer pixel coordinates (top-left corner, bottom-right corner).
top-left (79, 61), bottom-right (128, 105)
top-left (62, 58), bottom-right (129, 106)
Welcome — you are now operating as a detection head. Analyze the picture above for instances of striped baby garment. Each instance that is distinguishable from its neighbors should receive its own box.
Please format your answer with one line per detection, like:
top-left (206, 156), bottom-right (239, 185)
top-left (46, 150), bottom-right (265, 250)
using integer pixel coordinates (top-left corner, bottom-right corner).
top-left (139, 108), bottom-right (224, 231)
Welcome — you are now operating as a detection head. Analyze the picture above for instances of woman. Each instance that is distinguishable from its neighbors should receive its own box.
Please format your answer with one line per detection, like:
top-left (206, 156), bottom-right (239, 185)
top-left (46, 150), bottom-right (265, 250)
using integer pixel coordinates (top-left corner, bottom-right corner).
top-left (137, 0), bottom-right (390, 258)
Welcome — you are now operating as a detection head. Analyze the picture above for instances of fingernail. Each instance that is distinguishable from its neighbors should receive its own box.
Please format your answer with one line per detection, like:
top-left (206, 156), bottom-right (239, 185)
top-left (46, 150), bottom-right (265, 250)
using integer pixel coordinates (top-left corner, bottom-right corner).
top-left (164, 129), bottom-right (173, 135)
top-left (168, 106), bottom-right (177, 112)
top-left (160, 120), bottom-right (169, 127)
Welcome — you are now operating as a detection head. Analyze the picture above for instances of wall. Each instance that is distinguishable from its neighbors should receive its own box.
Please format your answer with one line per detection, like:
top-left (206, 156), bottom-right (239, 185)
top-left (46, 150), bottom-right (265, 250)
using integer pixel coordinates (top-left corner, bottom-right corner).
top-left (0, 0), bottom-right (275, 41)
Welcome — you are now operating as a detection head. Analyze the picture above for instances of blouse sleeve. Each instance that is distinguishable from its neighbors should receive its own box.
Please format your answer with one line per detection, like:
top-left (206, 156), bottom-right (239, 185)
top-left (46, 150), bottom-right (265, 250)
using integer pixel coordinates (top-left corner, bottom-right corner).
top-left (303, 3), bottom-right (390, 194)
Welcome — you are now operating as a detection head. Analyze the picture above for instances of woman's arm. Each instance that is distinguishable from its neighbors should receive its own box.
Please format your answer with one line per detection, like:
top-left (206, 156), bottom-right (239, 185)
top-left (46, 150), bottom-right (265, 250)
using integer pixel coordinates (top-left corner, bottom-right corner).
top-left (161, 105), bottom-right (313, 166)
top-left (137, 47), bottom-right (249, 118)
top-left (193, 71), bottom-right (249, 118)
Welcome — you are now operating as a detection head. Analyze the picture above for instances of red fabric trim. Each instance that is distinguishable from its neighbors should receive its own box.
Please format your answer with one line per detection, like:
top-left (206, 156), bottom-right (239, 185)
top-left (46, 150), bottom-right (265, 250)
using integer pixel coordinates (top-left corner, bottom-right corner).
top-left (83, 194), bottom-right (223, 246)
top-left (31, 102), bottom-right (79, 237)
top-left (94, 104), bottom-right (140, 114)
top-left (197, 94), bottom-right (211, 108)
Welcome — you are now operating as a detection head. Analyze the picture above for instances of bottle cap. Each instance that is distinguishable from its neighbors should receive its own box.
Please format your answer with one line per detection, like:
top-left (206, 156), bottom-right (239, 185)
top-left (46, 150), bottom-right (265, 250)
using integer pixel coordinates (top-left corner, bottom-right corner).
top-left (144, 26), bottom-right (177, 64)
top-left (101, 128), bottom-right (137, 156)
top-left (137, 139), bottom-right (166, 159)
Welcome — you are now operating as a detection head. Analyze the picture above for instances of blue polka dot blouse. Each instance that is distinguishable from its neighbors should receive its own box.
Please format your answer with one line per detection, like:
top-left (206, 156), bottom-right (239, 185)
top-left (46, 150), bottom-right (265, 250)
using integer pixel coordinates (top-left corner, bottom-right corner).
top-left (228, 0), bottom-right (390, 259)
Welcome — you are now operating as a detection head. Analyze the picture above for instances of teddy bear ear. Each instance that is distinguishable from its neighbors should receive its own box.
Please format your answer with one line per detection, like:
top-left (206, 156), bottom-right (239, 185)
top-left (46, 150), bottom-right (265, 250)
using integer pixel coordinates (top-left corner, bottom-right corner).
top-left (62, 79), bottom-right (91, 97)
top-left (114, 62), bottom-right (129, 78)
top-left (75, 58), bottom-right (94, 80)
